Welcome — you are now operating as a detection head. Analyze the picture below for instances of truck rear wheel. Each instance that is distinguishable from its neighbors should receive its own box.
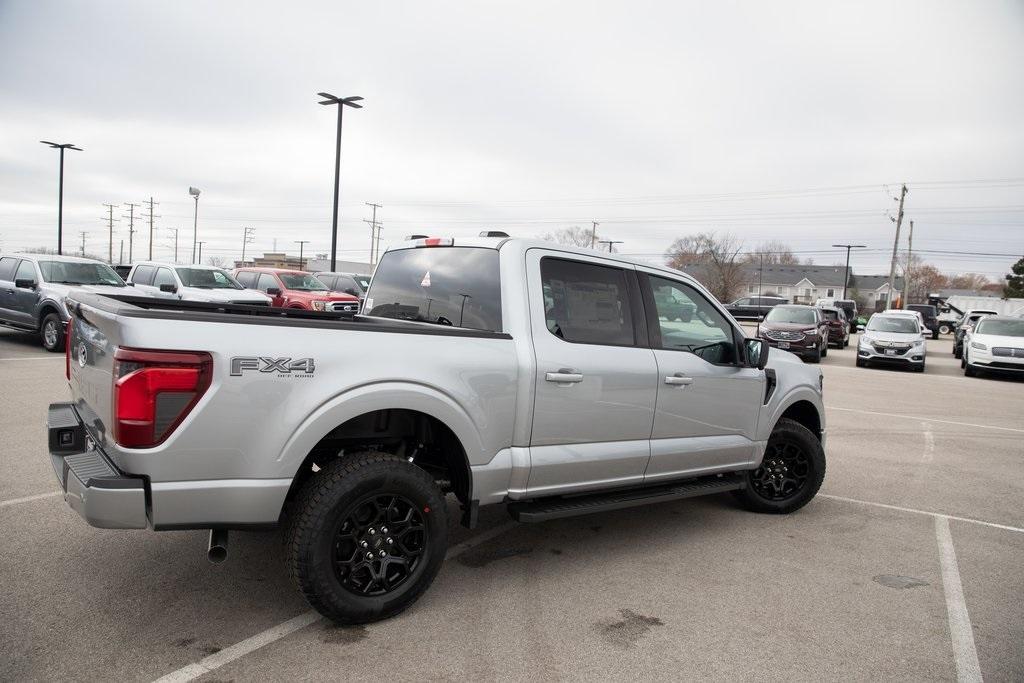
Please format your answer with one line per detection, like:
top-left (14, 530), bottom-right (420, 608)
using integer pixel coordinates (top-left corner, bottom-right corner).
top-left (285, 452), bottom-right (448, 624)
top-left (733, 418), bottom-right (825, 514)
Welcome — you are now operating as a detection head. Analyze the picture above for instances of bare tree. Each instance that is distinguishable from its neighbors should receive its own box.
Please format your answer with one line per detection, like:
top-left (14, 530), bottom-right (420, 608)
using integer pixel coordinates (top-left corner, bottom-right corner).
top-left (206, 255), bottom-right (230, 268)
top-left (947, 272), bottom-right (991, 291)
top-left (665, 231), bottom-right (749, 302)
top-left (539, 226), bottom-right (599, 248)
top-left (746, 240), bottom-right (800, 265)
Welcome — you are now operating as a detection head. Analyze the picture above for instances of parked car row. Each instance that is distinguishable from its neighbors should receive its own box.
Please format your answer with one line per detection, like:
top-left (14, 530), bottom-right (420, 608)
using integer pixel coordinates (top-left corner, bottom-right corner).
top-left (0, 253), bottom-right (369, 350)
top-left (961, 316), bottom-right (1024, 377)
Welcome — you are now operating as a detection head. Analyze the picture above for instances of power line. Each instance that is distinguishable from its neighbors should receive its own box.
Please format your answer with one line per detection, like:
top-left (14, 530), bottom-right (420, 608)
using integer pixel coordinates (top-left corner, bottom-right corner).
top-left (142, 197), bottom-right (160, 260)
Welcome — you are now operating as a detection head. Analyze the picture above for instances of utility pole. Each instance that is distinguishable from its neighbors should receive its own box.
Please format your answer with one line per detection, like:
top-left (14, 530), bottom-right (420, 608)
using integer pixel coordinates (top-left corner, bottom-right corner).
top-left (119, 240), bottom-right (124, 265)
top-left (374, 224), bottom-right (383, 267)
top-left (197, 241), bottom-right (206, 264)
top-left (903, 220), bottom-right (914, 308)
top-left (590, 221), bottom-right (599, 248)
top-left (885, 184), bottom-right (908, 309)
top-left (317, 92), bottom-right (364, 271)
top-left (832, 244), bottom-right (867, 300)
top-left (123, 202), bottom-right (140, 264)
top-left (295, 240), bottom-right (310, 270)
top-left (166, 228), bottom-right (180, 263)
top-left (364, 202), bottom-right (382, 265)
top-left (598, 239), bottom-right (623, 253)
top-left (142, 197), bottom-right (160, 260)
top-left (101, 203), bottom-right (119, 263)
top-left (241, 227), bottom-right (255, 264)
top-left (79, 231), bottom-right (87, 256)
top-left (189, 187), bottom-right (201, 264)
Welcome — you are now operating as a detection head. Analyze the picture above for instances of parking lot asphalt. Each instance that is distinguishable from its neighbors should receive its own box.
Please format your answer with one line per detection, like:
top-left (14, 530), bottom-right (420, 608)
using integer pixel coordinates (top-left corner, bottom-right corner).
top-left (1, 326), bottom-right (1022, 682)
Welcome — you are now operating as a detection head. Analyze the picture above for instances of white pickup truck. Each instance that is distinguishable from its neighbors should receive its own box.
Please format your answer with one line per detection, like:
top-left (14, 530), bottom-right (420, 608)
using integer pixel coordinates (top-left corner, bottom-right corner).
top-left (49, 235), bottom-right (826, 623)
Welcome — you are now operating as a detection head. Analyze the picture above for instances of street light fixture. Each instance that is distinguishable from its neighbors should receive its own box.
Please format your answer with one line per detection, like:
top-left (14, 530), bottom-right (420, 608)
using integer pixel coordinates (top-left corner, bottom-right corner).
top-left (317, 92), bottom-right (363, 271)
top-left (40, 141), bottom-right (83, 255)
top-left (189, 187), bottom-right (201, 264)
top-left (832, 244), bottom-right (867, 299)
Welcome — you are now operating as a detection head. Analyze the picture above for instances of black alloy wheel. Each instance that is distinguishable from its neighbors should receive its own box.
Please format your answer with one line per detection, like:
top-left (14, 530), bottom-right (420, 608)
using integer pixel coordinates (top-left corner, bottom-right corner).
top-left (749, 442), bottom-right (810, 502)
top-left (332, 494), bottom-right (426, 596)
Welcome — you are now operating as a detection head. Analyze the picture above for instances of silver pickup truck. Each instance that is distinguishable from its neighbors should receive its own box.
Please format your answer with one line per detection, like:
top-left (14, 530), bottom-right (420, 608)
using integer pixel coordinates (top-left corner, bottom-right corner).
top-left (49, 235), bottom-right (826, 624)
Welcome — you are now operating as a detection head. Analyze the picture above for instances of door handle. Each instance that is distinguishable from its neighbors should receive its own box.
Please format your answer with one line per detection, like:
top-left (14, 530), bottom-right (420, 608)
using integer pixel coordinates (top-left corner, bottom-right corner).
top-left (545, 369), bottom-right (584, 384)
top-left (664, 374), bottom-right (694, 386)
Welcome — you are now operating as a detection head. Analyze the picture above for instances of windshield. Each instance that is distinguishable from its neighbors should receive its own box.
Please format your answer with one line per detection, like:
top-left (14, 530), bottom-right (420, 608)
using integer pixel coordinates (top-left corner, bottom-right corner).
top-left (866, 316), bottom-right (919, 334)
top-left (975, 319), bottom-right (1024, 337)
top-left (765, 306), bottom-right (817, 325)
top-left (38, 261), bottom-right (124, 286)
top-left (365, 247), bottom-right (502, 332)
top-left (279, 273), bottom-right (329, 291)
top-left (175, 267), bottom-right (242, 289)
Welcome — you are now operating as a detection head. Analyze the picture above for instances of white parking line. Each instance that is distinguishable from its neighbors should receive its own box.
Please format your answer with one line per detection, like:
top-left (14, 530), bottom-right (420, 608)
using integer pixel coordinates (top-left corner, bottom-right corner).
top-left (0, 491), bottom-right (61, 508)
top-left (820, 493), bottom-right (1024, 534)
top-left (151, 520), bottom-right (519, 683)
top-left (921, 422), bottom-right (935, 463)
top-left (827, 406), bottom-right (1024, 434)
top-left (935, 516), bottom-right (983, 682)
top-left (0, 356), bottom-right (62, 362)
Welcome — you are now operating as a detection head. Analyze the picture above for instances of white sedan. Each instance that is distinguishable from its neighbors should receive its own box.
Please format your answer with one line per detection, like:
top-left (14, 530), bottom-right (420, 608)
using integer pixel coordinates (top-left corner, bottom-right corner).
top-left (962, 316), bottom-right (1024, 377)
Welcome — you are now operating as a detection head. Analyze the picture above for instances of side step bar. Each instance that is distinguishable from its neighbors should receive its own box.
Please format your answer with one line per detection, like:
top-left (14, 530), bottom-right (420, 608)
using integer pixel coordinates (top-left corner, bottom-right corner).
top-left (507, 473), bottom-right (746, 523)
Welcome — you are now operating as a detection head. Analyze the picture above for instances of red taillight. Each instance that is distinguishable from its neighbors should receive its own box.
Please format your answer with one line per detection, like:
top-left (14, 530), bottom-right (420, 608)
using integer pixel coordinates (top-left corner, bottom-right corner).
top-left (112, 347), bottom-right (212, 448)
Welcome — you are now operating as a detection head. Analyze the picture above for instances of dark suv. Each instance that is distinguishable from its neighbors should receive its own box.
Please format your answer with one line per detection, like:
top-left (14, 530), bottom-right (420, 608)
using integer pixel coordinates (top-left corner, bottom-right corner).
top-left (726, 295), bottom-right (787, 320)
top-left (758, 304), bottom-right (830, 363)
top-left (906, 304), bottom-right (940, 340)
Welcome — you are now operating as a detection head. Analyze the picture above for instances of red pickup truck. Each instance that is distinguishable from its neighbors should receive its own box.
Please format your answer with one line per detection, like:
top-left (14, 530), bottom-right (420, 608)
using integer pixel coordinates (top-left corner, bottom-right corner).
top-left (232, 267), bottom-right (359, 312)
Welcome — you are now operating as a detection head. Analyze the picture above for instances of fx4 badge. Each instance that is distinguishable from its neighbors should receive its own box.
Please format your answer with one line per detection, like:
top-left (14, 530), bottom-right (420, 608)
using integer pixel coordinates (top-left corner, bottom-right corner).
top-left (230, 357), bottom-right (316, 377)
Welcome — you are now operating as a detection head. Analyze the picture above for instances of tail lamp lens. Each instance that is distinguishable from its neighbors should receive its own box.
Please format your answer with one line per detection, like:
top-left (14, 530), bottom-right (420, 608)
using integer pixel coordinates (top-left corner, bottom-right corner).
top-left (65, 322), bottom-right (71, 380)
top-left (113, 348), bottom-right (212, 448)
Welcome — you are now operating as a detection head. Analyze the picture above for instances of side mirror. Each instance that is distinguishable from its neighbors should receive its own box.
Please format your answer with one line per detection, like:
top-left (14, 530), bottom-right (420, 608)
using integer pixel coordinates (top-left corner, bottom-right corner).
top-left (15, 278), bottom-right (36, 289)
top-left (266, 287), bottom-right (281, 296)
top-left (159, 283), bottom-right (177, 293)
top-left (745, 338), bottom-right (769, 369)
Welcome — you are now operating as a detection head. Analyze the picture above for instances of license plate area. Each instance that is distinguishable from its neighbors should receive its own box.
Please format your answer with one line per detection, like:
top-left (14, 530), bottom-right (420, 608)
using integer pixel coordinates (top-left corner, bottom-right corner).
top-left (778, 341), bottom-right (790, 349)
top-left (884, 349), bottom-right (897, 356)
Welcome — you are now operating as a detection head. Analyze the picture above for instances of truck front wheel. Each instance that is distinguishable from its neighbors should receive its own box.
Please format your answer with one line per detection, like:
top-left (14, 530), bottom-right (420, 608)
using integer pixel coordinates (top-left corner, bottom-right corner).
top-left (733, 418), bottom-right (825, 514)
top-left (285, 452), bottom-right (448, 624)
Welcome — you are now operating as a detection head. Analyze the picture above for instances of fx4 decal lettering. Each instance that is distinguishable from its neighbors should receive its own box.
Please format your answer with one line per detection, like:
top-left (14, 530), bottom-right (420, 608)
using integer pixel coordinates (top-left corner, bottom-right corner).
top-left (230, 356), bottom-right (316, 376)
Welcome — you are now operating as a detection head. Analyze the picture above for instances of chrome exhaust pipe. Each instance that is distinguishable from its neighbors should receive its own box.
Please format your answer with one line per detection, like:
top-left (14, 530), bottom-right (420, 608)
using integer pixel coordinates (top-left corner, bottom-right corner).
top-left (207, 528), bottom-right (229, 563)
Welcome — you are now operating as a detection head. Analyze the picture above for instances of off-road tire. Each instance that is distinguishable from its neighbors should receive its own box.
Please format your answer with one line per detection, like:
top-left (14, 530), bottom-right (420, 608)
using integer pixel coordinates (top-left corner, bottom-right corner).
top-left (939, 324), bottom-right (951, 335)
top-left (733, 418), bottom-right (825, 514)
top-left (40, 313), bottom-right (65, 352)
top-left (931, 331), bottom-right (939, 340)
top-left (285, 452), bottom-right (448, 624)
top-left (821, 342), bottom-right (828, 358)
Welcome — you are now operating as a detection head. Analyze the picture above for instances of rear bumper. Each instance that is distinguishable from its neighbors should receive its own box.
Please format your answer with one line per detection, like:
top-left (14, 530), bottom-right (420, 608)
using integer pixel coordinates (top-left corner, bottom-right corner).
top-left (47, 403), bottom-right (148, 529)
top-left (47, 402), bottom-right (290, 529)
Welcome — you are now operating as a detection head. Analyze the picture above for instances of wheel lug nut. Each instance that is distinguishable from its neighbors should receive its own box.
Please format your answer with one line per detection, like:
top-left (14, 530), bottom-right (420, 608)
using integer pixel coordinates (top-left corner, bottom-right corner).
top-left (368, 528), bottom-right (376, 535)
top-left (381, 527), bottom-right (388, 534)
top-left (365, 552), bottom-right (374, 560)
top-left (386, 538), bottom-right (393, 544)
top-left (360, 541), bottom-right (368, 548)
top-left (378, 550), bottom-right (386, 557)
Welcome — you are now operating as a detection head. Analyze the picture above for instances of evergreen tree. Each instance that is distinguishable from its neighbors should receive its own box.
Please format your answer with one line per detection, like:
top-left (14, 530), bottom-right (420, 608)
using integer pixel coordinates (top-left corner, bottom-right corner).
top-left (1005, 257), bottom-right (1024, 298)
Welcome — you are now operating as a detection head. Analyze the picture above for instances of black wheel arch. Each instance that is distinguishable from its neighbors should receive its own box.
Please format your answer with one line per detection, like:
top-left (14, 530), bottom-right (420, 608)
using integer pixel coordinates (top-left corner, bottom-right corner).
top-left (284, 408), bottom-right (473, 524)
top-left (775, 400), bottom-right (822, 442)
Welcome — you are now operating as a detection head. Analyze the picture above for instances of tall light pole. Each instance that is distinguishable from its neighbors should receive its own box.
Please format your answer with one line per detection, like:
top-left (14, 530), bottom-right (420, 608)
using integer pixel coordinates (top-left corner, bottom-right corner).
top-left (832, 244), bottom-right (866, 299)
top-left (189, 186), bottom-right (201, 264)
top-left (294, 240), bottom-right (310, 271)
top-left (40, 141), bottom-right (82, 255)
top-left (317, 92), bottom-right (363, 271)
top-left (197, 241), bottom-right (206, 264)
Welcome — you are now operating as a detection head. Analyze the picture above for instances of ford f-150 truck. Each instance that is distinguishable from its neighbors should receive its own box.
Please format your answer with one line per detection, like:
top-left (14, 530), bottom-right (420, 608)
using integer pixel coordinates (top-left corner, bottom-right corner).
top-left (49, 235), bottom-right (826, 624)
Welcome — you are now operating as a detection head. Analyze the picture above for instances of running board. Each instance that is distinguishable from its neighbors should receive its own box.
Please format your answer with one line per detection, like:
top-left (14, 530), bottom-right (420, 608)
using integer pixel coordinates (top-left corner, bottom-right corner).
top-left (507, 473), bottom-right (746, 523)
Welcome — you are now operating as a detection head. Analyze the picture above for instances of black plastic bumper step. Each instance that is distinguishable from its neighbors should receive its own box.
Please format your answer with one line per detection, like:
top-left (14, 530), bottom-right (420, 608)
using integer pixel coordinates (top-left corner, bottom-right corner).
top-left (508, 473), bottom-right (746, 523)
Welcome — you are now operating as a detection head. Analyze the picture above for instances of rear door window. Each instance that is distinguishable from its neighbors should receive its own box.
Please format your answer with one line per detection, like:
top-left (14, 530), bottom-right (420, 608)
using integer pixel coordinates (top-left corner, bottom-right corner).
top-left (0, 257), bottom-right (17, 281)
top-left (540, 257), bottom-right (634, 346)
top-left (132, 265), bottom-right (156, 285)
top-left (235, 271), bottom-right (256, 287)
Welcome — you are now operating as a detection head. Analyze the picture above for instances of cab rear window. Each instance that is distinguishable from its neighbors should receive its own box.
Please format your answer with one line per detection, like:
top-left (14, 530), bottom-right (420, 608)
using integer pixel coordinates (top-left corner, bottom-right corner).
top-left (365, 247), bottom-right (501, 332)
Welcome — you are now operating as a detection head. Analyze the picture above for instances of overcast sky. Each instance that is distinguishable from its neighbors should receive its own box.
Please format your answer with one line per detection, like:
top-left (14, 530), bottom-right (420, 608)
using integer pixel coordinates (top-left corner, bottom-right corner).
top-left (1, 0), bottom-right (1022, 279)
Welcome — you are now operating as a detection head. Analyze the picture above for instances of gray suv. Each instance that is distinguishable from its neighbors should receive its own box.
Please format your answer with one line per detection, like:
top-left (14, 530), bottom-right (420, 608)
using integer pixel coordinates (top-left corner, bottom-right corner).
top-left (0, 253), bottom-right (126, 351)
